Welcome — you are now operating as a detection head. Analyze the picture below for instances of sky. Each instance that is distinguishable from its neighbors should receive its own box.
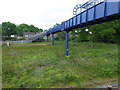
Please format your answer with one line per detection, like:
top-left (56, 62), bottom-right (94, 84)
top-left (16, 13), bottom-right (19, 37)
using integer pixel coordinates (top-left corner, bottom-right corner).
top-left (0, 0), bottom-right (88, 30)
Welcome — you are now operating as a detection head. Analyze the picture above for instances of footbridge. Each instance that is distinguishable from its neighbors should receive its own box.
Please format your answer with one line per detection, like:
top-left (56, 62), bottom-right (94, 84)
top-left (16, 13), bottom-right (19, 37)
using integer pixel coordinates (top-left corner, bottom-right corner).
top-left (46, 0), bottom-right (120, 56)
top-left (10, 31), bottom-right (47, 44)
top-left (27, 31), bottom-right (46, 41)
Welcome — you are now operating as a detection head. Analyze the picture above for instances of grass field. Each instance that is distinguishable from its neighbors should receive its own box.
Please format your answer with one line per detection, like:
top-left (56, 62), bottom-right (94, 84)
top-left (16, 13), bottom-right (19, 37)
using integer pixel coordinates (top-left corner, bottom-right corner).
top-left (2, 41), bottom-right (119, 88)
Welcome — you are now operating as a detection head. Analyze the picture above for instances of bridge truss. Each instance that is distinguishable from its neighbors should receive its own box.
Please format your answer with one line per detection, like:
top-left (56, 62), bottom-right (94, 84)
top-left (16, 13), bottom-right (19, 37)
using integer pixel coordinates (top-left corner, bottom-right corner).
top-left (46, 0), bottom-right (120, 56)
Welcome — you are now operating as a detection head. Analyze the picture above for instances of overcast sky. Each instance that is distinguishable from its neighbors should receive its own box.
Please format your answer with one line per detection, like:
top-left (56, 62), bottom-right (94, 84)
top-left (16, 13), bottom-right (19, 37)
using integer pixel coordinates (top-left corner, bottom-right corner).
top-left (0, 0), bottom-right (88, 30)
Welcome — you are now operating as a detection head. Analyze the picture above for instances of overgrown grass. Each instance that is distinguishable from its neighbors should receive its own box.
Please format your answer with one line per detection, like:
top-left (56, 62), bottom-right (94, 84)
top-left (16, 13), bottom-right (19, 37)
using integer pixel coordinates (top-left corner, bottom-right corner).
top-left (2, 41), bottom-right (118, 88)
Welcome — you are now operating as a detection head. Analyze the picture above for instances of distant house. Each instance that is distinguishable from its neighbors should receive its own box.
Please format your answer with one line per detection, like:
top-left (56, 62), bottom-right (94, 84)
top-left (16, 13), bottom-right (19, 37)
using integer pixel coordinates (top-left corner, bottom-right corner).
top-left (23, 32), bottom-right (36, 37)
top-left (10, 35), bottom-right (17, 37)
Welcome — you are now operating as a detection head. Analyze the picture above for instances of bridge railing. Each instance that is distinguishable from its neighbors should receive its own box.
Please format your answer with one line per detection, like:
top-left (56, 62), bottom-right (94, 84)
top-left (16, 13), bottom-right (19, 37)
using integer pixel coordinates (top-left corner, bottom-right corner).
top-left (47, 0), bottom-right (120, 35)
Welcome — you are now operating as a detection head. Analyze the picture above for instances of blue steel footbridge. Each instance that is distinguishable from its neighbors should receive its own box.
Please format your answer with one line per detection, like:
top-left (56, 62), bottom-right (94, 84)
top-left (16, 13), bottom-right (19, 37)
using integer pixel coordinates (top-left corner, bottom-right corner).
top-left (45, 0), bottom-right (120, 56)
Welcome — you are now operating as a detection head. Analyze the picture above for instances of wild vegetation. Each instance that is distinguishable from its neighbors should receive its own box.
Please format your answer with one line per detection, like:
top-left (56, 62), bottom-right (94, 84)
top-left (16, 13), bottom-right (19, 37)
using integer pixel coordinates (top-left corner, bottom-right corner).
top-left (2, 41), bottom-right (118, 88)
top-left (56, 20), bottom-right (120, 43)
top-left (1, 22), bottom-right (43, 40)
top-left (1, 20), bottom-right (119, 88)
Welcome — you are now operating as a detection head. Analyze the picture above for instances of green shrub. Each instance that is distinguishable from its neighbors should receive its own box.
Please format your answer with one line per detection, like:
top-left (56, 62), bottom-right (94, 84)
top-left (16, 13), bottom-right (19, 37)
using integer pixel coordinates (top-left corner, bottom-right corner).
top-left (99, 28), bottom-right (116, 43)
top-left (19, 37), bottom-right (26, 40)
top-left (10, 37), bottom-right (17, 41)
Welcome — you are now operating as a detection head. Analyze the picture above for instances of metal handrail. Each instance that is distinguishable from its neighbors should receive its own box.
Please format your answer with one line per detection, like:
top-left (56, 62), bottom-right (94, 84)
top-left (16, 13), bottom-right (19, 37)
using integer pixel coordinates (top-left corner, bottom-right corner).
top-left (73, 0), bottom-right (106, 15)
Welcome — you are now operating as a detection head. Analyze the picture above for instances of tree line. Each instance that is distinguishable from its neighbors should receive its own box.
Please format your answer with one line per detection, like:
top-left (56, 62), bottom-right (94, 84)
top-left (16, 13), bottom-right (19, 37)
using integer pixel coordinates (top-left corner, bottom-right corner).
top-left (1, 22), bottom-right (43, 37)
top-left (55, 20), bottom-right (120, 43)
top-left (1, 20), bottom-right (120, 43)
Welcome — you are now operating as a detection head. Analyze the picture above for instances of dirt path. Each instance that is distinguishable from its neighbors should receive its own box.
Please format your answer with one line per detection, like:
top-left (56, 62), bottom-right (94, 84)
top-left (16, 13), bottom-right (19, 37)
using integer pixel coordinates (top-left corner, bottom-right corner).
top-left (95, 84), bottom-right (119, 88)
top-left (82, 79), bottom-right (118, 88)
top-left (11, 44), bottom-right (48, 47)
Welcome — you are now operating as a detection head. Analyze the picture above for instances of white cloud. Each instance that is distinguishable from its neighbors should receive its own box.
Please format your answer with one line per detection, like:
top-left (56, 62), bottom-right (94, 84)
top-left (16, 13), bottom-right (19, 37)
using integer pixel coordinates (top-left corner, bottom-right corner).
top-left (0, 0), bottom-right (88, 30)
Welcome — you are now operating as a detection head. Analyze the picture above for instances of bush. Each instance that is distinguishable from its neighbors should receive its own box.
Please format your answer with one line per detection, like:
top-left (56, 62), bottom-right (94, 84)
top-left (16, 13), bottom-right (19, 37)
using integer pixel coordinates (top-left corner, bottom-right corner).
top-left (10, 37), bottom-right (17, 41)
top-left (89, 21), bottom-right (119, 43)
top-left (19, 37), bottom-right (26, 40)
top-left (56, 32), bottom-right (65, 40)
top-left (100, 28), bottom-right (116, 43)
top-left (2, 37), bottom-right (17, 41)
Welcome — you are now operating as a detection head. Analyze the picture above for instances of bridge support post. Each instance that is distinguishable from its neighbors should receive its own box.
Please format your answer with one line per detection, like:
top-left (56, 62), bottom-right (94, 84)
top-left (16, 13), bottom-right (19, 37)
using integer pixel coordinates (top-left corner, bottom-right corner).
top-left (52, 34), bottom-right (54, 46)
top-left (66, 31), bottom-right (69, 56)
top-left (47, 35), bottom-right (49, 42)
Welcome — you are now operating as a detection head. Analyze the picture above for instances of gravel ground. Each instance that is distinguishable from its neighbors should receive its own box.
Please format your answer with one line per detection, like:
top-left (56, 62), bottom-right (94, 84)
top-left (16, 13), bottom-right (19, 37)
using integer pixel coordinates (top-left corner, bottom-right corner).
top-left (95, 84), bottom-right (119, 88)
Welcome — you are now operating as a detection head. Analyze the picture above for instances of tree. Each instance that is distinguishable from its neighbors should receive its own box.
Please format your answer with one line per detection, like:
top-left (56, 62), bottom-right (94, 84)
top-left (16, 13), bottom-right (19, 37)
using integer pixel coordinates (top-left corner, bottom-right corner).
top-left (16, 25), bottom-right (24, 36)
top-left (53, 23), bottom-right (59, 27)
top-left (29, 25), bottom-right (43, 32)
top-left (89, 20), bottom-right (119, 43)
top-left (69, 20), bottom-right (120, 43)
top-left (70, 28), bottom-right (90, 42)
top-left (2, 22), bottom-right (16, 36)
top-left (56, 32), bottom-right (65, 40)
top-left (16, 24), bottom-right (43, 36)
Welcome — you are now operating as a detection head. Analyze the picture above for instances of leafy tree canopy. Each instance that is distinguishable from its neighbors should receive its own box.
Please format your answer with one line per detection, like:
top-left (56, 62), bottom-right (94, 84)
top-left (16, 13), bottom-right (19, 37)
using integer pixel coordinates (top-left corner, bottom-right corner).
top-left (2, 22), bottom-right (43, 36)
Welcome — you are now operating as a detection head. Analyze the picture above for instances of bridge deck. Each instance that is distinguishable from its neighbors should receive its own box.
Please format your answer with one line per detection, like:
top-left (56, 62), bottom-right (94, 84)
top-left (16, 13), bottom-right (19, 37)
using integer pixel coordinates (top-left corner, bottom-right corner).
top-left (46, 1), bottom-right (120, 35)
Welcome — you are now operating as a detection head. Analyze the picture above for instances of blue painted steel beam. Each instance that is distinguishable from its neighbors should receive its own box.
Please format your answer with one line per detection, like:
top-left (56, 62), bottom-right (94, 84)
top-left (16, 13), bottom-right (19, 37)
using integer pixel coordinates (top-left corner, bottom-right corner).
top-left (66, 31), bottom-right (69, 56)
top-left (93, 3), bottom-right (96, 21)
top-left (118, 1), bottom-right (120, 14)
top-left (45, 0), bottom-right (120, 56)
top-left (46, 1), bottom-right (120, 36)
top-left (52, 34), bottom-right (54, 46)
top-left (104, 1), bottom-right (107, 19)
top-left (47, 35), bottom-right (48, 42)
